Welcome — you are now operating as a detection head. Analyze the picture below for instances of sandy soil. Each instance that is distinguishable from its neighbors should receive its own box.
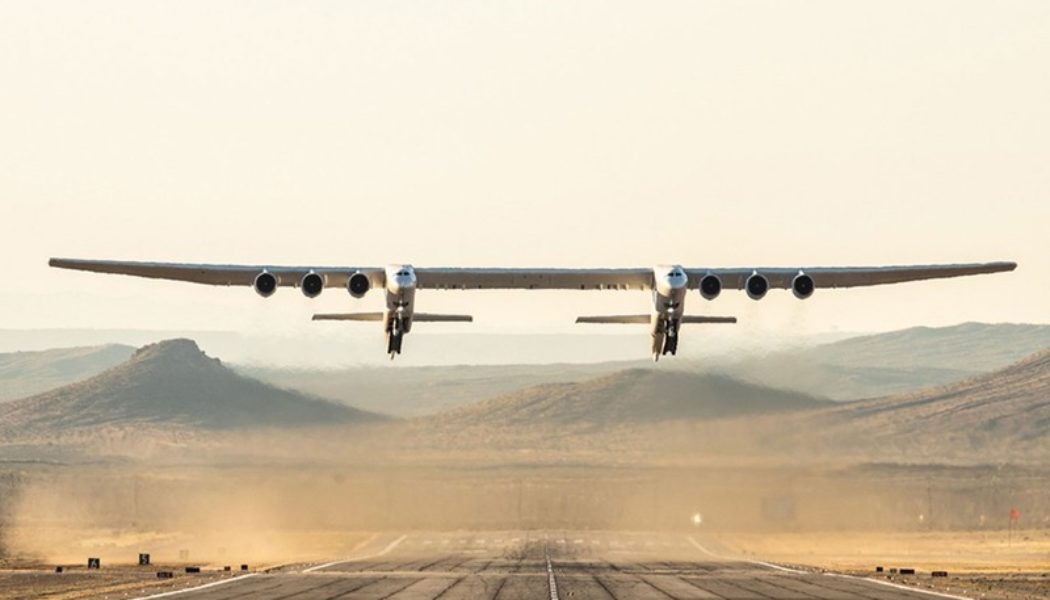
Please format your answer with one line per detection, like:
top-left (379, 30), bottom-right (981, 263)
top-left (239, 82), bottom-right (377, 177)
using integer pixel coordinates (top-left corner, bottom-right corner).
top-left (717, 530), bottom-right (1050, 599)
top-left (721, 529), bottom-right (1050, 571)
top-left (0, 564), bottom-right (229, 600)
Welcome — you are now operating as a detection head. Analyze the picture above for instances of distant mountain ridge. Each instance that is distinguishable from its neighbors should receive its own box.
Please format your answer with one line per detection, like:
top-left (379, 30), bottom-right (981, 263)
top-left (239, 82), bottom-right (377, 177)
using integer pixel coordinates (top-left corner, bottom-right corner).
top-left (801, 322), bottom-right (1050, 371)
top-left (0, 344), bottom-right (135, 402)
top-left (432, 369), bottom-right (830, 430)
top-left (1, 322), bottom-right (1048, 423)
top-left (0, 339), bottom-right (383, 437)
top-left (816, 346), bottom-right (1050, 459)
top-left (720, 322), bottom-right (1050, 401)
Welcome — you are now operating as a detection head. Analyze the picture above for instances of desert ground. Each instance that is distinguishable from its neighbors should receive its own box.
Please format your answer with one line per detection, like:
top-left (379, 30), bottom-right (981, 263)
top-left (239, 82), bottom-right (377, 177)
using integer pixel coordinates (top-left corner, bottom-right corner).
top-left (3, 327), bottom-right (1050, 598)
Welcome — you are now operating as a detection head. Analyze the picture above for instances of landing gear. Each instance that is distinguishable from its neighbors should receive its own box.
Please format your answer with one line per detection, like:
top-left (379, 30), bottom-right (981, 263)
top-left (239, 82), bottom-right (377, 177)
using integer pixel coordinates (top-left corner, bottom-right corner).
top-left (651, 317), bottom-right (679, 361)
top-left (662, 322), bottom-right (679, 356)
top-left (387, 315), bottom-right (405, 359)
top-left (387, 331), bottom-right (403, 358)
top-left (661, 318), bottom-right (679, 356)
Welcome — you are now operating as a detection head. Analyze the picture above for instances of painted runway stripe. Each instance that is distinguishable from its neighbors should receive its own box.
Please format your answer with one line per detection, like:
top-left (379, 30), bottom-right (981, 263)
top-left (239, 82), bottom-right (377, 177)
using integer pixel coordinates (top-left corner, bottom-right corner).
top-left (825, 572), bottom-right (975, 600)
top-left (546, 554), bottom-right (560, 600)
top-left (686, 536), bottom-right (807, 574)
top-left (129, 574), bottom-right (258, 600)
top-left (687, 535), bottom-right (974, 600)
top-left (302, 534), bottom-right (408, 573)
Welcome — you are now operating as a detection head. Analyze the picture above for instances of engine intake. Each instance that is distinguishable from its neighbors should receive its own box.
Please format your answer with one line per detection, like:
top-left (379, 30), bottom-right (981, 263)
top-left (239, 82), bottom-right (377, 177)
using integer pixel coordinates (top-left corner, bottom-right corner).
top-left (254, 271), bottom-right (277, 298)
top-left (301, 272), bottom-right (324, 298)
top-left (746, 272), bottom-right (769, 300)
top-left (792, 272), bottom-right (815, 300)
top-left (699, 274), bottom-right (722, 300)
top-left (348, 272), bottom-right (371, 298)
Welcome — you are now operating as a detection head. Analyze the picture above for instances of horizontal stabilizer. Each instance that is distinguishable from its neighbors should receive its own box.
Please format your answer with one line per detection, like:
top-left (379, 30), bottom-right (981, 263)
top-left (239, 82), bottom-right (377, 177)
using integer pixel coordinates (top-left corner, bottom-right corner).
top-left (312, 312), bottom-right (472, 323)
top-left (681, 316), bottom-right (737, 324)
top-left (313, 312), bottom-right (384, 321)
top-left (576, 315), bottom-right (737, 324)
top-left (412, 313), bottom-right (473, 322)
top-left (576, 315), bottom-right (651, 324)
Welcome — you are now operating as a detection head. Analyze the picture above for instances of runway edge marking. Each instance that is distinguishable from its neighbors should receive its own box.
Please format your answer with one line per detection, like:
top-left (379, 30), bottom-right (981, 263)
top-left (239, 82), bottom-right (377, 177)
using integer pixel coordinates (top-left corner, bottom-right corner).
top-left (302, 534), bottom-right (408, 573)
top-left (686, 536), bottom-right (806, 574)
top-left (687, 536), bottom-right (974, 600)
top-left (824, 573), bottom-right (974, 600)
top-left (129, 573), bottom-right (258, 600)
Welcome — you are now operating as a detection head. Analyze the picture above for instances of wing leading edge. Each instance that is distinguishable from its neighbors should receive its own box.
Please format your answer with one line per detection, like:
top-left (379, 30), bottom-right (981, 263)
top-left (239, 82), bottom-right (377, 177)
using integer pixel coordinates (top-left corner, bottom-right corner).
top-left (49, 258), bottom-right (1016, 292)
top-left (689, 262), bottom-right (1017, 290)
top-left (48, 258), bottom-right (387, 290)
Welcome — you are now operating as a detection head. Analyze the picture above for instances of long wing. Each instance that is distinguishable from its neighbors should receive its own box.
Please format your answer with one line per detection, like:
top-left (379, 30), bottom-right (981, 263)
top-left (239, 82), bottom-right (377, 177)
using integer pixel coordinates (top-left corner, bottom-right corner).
top-left (49, 259), bottom-right (655, 291)
top-left (688, 262), bottom-right (1017, 290)
top-left (49, 258), bottom-right (1015, 292)
top-left (48, 258), bottom-right (386, 290)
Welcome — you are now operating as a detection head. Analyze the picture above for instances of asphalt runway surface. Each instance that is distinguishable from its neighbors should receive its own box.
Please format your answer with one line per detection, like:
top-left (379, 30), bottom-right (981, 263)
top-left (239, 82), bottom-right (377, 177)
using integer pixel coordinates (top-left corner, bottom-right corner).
top-left (143, 531), bottom-right (960, 600)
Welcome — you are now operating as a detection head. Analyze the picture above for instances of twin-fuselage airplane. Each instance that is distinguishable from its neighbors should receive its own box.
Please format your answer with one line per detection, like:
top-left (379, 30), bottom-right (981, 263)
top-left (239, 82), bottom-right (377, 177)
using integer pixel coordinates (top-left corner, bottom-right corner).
top-left (49, 258), bottom-right (1016, 360)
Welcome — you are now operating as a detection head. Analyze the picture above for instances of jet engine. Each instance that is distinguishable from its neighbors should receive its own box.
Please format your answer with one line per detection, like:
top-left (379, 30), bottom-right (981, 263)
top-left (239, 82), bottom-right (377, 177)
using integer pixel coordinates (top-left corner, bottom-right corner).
top-left (347, 272), bottom-right (371, 298)
top-left (746, 272), bottom-right (769, 300)
top-left (301, 272), bottom-right (324, 298)
top-left (792, 272), bottom-right (815, 300)
top-left (254, 271), bottom-right (277, 298)
top-left (699, 273), bottom-right (722, 300)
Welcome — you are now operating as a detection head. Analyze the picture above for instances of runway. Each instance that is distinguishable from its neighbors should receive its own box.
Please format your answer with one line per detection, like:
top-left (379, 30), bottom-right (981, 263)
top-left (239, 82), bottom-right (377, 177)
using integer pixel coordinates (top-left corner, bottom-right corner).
top-left (147, 531), bottom-right (963, 600)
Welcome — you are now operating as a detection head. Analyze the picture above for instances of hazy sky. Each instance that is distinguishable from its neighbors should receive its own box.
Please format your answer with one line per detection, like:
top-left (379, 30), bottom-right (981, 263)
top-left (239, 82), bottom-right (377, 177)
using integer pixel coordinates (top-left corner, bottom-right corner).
top-left (1, 1), bottom-right (1047, 360)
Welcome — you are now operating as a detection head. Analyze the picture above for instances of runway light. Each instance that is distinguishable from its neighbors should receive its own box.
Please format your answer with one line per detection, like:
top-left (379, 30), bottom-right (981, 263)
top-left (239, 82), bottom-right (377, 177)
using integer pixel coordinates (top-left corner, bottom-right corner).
top-left (692, 513), bottom-right (703, 526)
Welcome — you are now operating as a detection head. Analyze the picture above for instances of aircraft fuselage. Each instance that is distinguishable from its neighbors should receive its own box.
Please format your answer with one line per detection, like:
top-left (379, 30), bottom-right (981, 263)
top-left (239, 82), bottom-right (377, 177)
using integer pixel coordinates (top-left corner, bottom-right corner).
top-left (384, 265), bottom-right (417, 355)
top-left (651, 265), bottom-right (689, 358)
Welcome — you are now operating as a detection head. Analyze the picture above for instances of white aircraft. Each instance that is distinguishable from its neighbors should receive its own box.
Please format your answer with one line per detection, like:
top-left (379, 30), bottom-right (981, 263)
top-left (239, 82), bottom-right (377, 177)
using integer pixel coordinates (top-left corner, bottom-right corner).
top-left (49, 258), bottom-right (1016, 360)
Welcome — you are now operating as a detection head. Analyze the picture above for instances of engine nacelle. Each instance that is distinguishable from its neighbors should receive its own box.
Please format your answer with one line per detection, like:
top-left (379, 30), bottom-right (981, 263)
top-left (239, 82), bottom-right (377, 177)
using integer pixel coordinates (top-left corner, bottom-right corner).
top-left (254, 271), bottom-right (277, 298)
top-left (301, 271), bottom-right (324, 298)
top-left (699, 273), bottom-right (722, 300)
top-left (745, 272), bottom-right (769, 300)
top-left (792, 272), bottom-right (815, 300)
top-left (347, 272), bottom-right (371, 299)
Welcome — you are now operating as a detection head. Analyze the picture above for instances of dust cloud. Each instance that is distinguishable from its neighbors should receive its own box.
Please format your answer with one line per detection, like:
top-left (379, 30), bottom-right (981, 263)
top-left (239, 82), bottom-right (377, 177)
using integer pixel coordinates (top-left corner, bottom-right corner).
top-left (5, 436), bottom-right (1050, 568)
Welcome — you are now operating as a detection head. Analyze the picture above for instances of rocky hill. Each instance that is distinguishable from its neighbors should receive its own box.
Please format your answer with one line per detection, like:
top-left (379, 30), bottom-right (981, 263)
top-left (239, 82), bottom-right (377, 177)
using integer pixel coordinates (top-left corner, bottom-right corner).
top-left (432, 369), bottom-right (828, 430)
top-left (816, 347), bottom-right (1050, 460)
top-left (721, 322), bottom-right (1050, 400)
top-left (0, 344), bottom-right (134, 402)
top-left (0, 339), bottom-right (383, 437)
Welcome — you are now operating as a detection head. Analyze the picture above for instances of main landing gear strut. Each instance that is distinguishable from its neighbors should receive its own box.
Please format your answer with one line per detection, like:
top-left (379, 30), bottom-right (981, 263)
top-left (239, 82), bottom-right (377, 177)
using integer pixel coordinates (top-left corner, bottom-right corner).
top-left (661, 318), bottom-right (679, 356)
top-left (652, 315), bottom-right (680, 361)
top-left (387, 314), bottom-right (404, 358)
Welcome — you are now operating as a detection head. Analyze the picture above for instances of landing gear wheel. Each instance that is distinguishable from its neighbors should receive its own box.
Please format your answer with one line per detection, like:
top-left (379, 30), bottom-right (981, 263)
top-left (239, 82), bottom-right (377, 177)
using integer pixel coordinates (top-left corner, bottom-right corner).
top-left (387, 317), bottom-right (404, 358)
top-left (661, 318), bottom-right (679, 356)
top-left (387, 332), bottom-right (403, 357)
top-left (662, 333), bottom-right (678, 356)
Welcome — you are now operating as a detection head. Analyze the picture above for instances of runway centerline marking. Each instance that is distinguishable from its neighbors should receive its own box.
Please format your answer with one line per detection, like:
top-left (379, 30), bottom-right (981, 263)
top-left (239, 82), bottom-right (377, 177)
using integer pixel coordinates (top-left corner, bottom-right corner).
top-left (545, 551), bottom-right (560, 600)
top-left (302, 534), bottom-right (408, 573)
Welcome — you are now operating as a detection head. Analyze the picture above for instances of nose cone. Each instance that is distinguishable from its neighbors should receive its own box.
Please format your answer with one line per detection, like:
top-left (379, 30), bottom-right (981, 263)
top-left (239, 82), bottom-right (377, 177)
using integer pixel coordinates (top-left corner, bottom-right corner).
top-left (385, 265), bottom-right (417, 294)
top-left (655, 266), bottom-right (688, 295)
